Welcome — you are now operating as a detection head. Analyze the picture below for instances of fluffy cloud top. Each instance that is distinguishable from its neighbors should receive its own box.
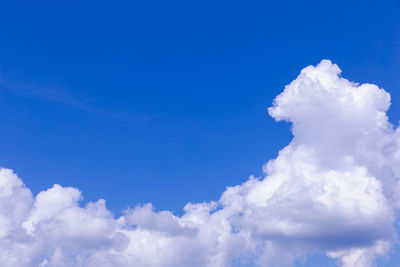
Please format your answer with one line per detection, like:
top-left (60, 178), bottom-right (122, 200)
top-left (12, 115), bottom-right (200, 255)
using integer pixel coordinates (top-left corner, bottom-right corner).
top-left (1, 60), bottom-right (400, 266)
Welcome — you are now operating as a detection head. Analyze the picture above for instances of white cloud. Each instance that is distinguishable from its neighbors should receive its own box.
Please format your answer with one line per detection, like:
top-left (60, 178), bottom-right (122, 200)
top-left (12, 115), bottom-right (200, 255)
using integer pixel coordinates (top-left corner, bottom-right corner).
top-left (1, 60), bottom-right (400, 266)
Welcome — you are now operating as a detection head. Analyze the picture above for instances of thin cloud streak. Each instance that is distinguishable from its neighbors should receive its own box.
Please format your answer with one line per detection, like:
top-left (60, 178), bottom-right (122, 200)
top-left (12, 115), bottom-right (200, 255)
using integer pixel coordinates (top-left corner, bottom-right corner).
top-left (0, 71), bottom-right (157, 123)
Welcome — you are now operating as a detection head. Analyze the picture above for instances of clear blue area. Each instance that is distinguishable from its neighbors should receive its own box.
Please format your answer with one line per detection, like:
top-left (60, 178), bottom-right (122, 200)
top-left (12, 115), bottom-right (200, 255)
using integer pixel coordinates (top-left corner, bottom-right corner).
top-left (0, 1), bottom-right (399, 265)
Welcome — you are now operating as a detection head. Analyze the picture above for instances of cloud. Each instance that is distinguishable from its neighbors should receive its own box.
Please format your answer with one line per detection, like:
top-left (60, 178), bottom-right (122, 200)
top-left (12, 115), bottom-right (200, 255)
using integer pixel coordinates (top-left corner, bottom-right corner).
top-left (0, 72), bottom-right (153, 122)
top-left (1, 60), bottom-right (400, 266)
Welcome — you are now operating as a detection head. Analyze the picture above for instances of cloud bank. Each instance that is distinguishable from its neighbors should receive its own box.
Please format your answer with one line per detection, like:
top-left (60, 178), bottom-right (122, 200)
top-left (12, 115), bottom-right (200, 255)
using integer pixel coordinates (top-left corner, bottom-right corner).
top-left (1, 60), bottom-right (400, 266)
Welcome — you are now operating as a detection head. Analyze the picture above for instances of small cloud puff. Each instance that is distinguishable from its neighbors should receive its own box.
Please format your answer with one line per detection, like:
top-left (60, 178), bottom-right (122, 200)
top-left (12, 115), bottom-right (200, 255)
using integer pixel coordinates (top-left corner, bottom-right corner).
top-left (1, 60), bottom-right (400, 266)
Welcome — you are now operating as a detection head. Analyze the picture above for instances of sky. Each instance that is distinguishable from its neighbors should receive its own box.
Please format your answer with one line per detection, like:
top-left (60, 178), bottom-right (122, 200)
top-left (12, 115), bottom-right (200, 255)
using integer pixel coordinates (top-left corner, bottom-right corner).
top-left (1, 1), bottom-right (400, 266)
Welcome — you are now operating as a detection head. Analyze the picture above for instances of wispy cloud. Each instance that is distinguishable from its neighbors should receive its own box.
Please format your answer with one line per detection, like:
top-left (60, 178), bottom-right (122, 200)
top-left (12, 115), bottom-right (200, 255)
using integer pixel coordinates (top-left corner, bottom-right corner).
top-left (0, 71), bottom-right (156, 123)
top-left (0, 71), bottom-right (91, 108)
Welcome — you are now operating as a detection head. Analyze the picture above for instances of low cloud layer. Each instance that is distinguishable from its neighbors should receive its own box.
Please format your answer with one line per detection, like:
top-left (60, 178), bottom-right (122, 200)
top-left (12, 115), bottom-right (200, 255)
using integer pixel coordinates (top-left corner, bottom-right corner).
top-left (1, 60), bottom-right (400, 266)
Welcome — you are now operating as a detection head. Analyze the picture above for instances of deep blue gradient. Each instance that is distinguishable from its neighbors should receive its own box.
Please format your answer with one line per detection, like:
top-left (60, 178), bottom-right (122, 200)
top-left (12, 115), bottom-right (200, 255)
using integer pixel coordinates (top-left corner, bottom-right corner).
top-left (0, 1), bottom-right (399, 265)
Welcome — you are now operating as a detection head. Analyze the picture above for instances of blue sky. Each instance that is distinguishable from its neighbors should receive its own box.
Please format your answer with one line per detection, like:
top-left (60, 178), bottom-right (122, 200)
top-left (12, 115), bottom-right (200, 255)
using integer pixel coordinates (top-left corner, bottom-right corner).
top-left (1, 1), bottom-right (400, 266)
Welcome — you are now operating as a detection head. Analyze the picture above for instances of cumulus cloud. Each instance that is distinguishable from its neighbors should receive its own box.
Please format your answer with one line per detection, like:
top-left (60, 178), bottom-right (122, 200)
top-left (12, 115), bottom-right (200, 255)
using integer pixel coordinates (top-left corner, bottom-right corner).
top-left (1, 60), bottom-right (400, 266)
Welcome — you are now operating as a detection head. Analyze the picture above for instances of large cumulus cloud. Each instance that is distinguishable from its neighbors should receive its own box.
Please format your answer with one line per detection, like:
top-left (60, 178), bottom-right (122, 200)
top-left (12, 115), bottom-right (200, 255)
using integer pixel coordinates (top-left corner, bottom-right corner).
top-left (1, 60), bottom-right (400, 266)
